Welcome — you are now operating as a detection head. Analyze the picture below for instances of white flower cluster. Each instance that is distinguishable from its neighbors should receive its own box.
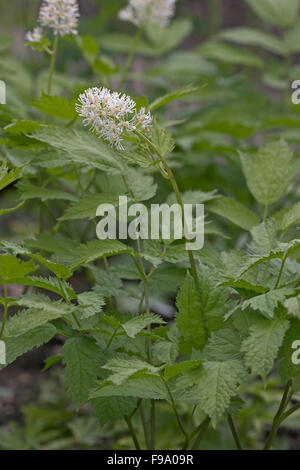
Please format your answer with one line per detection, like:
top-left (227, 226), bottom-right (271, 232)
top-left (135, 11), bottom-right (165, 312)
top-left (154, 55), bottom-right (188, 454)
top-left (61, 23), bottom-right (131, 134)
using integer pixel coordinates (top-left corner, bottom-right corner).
top-left (25, 27), bottom-right (44, 43)
top-left (39, 0), bottom-right (80, 36)
top-left (119, 0), bottom-right (177, 27)
top-left (76, 87), bottom-right (153, 150)
top-left (25, 0), bottom-right (79, 42)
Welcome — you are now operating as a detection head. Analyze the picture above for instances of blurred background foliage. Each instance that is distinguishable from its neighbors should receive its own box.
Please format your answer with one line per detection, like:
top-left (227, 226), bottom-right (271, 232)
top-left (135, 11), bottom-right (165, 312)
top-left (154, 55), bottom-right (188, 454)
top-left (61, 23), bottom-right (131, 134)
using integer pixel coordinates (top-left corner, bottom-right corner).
top-left (1, 0), bottom-right (300, 449)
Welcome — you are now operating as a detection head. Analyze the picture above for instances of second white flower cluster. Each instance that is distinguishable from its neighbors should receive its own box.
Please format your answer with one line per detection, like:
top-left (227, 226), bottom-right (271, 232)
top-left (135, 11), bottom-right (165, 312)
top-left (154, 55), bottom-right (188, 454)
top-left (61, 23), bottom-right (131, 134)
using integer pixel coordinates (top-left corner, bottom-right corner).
top-left (76, 87), bottom-right (153, 150)
top-left (26, 0), bottom-right (79, 43)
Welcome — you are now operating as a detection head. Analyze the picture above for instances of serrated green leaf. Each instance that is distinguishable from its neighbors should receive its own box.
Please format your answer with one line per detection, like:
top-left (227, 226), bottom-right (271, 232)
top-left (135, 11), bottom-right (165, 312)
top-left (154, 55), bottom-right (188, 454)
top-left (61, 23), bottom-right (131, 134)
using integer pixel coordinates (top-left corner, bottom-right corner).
top-left (274, 203), bottom-right (300, 232)
top-left (0, 255), bottom-right (35, 280)
top-left (59, 193), bottom-right (119, 221)
top-left (89, 266), bottom-right (123, 297)
top-left (241, 317), bottom-right (290, 379)
top-left (203, 330), bottom-right (242, 361)
top-left (241, 288), bottom-right (294, 319)
top-left (26, 276), bottom-right (75, 299)
top-left (4, 302), bottom-right (72, 338)
top-left (122, 313), bottom-right (165, 338)
top-left (102, 357), bottom-right (160, 386)
top-left (164, 360), bottom-right (203, 381)
top-left (92, 396), bottom-right (137, 425)
top-left (284, 295), bottom-right (300, 319)
top-left (29, 93), bottom-right (77, 120)
top-left (0, 324), bottom-right (56, 370)
top-left (17, 179), bottom-right (78, 202)
top-left (68, 240), bottom-right (132, 270)
top-left (240, 140), bottom-right (298, 205)
top-left (207, 196), bottom-right (259, 231)
top-left (176, 267), bottom-right (230, 349)
top-left (77, 290), bottom-right (105, 319)
top-left (176, 273), bottom-right (206, 349)
top-left (30, 253), bottom-right (73, 280)
top-left (250, 219), bottom-right (277, 253)
top-left (0, 163), bottom-right (23, 191)
top-left (63, 337), bottom-right (103, 407)
top-left (90, 377), bottom-right (166, 400)
top-left (194, 360), bottom-right (247, 422)
top-left (151, 121), bottom-right (175, 157)
top-left (124, 168), bottom-right (157, 202)
top-left (29, 126), bottom-right (127, 174)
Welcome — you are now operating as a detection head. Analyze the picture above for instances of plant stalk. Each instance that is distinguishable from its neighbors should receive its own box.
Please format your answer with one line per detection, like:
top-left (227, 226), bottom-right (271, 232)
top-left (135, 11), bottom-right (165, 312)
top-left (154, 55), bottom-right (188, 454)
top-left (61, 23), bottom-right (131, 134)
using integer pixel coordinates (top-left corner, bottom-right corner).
top-left (119, 26), bottom-right (143, 89)
top-left (0, 283), bottom-right (8, 339)
top-left (264, 380), bottom-right (293, 450)
top-left (227, 414), bottom-right (243, 450)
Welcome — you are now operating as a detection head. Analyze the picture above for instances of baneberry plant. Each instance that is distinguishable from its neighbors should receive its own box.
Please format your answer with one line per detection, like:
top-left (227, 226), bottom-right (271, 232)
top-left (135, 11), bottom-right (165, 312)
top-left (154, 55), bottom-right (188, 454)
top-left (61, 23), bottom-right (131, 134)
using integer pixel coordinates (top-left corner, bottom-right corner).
top-left (2, 0), bottom-right (300, 451)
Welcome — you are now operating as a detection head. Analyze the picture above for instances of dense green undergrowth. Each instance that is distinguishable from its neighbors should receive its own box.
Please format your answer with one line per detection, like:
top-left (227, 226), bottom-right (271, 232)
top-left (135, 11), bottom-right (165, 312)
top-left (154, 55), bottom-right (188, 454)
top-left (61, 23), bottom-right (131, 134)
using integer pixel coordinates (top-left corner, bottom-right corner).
top-left (2, 0), bottom-right (300, 450)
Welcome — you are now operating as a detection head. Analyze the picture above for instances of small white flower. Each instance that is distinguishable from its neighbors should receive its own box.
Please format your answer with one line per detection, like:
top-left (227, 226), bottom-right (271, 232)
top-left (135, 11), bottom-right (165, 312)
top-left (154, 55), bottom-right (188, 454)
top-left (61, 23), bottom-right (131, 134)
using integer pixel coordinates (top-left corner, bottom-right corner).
top-left (38, 0), bottom-right (80, 36)
top-left (119, 0), bottom-right (177, 27)
top-left (76, 87), bottom-right (153, 149)
top-left (137, 107), bottom-right (153, 131)
top-left (25, 27), bottom-right (44, 42)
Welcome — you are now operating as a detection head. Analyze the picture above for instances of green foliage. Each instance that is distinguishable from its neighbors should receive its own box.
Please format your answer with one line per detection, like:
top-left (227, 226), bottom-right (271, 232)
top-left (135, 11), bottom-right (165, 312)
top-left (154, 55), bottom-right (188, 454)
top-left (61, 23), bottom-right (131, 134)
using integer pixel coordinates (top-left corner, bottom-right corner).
top-left (240, 288), bottom-right (294, 319)
top-left (207, 196), bottom-right (259, 231)
top-left (176, 273), bottom-right (207, 349)
top-left (62, 337), bottom-right (104, 407)
top-left (241, 317), bottom-right (290, 379)
top-left (29, 126), bottom-right (127, 174)
top-left (29, 94), bottom-right (77, 121)
top-left (0, 163), bottom-right (23, 190)
top-left (240, 140), bottom-right (298, 206)
top-left (0, 255), bottom-right (35, 280)
top-left (219, 27), bottom-right (287, 55)
top-left (192, 360), bottom-right (247, 422)
top-left (246, 0), bottom-right (300, 28)
top-left (3, 0), bottom-right (300, 451)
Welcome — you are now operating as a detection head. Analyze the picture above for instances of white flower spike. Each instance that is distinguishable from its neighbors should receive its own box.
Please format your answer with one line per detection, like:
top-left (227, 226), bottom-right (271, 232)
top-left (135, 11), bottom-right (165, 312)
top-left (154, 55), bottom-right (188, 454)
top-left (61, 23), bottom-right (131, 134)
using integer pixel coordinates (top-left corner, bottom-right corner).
top-left (25, 27), bottom-right (44, 43)
top-left (119, 0), bottom-right (177, 27)
top-left (76, 87), bottom-right (153, 150)
top-left (38, 0), bottom-right (80, 36)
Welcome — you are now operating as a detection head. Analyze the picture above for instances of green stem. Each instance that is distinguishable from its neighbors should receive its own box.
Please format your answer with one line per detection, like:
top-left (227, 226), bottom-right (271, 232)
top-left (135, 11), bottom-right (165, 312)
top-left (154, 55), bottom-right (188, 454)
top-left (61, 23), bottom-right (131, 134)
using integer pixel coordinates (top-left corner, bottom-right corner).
top-left (57, 277), bottom-right (82, 330)
top-left (162, 375), bottom-right (187, 439)
top-left (40, 34), bottom-right (59, 232)
top-left (134, 130), bottom-right (199, 286)
top-left (139, 401), bottom-right (150, 449)
top-left (183, 415), bottom-right (210, 450)
top-left (103, 257), bottom-right (118, 311)
top-left (0, 283), bottom-right (8, 339)
top-left (122, 173), bottom-right (155, 448)
top-left (39, 167), bottom-right (46, 233)
top-left (191, 416), bottom-right (211, 450)
top-left (107, 327), bottom-right (120, 348)
top-left (150, 398), bottom-right (156, 450)
top-left (263, 203), bottom-right (269, 222)
top-left (144, 277), bottom-right (155, 450)
top-left (264, 380), bottom-right (292, 450)
top-left (125, 415), bottom-right (141, 450)
top-left (227, 414), bottom-right (243, 450)
top-left (48, 34), bottom-right (59, 95)
top-left (119, 26), bottom-right (143, 89)
top-left (275, 253), bottom-right (288, 289)
top-left (278, 402), bottom-right (300, 425)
